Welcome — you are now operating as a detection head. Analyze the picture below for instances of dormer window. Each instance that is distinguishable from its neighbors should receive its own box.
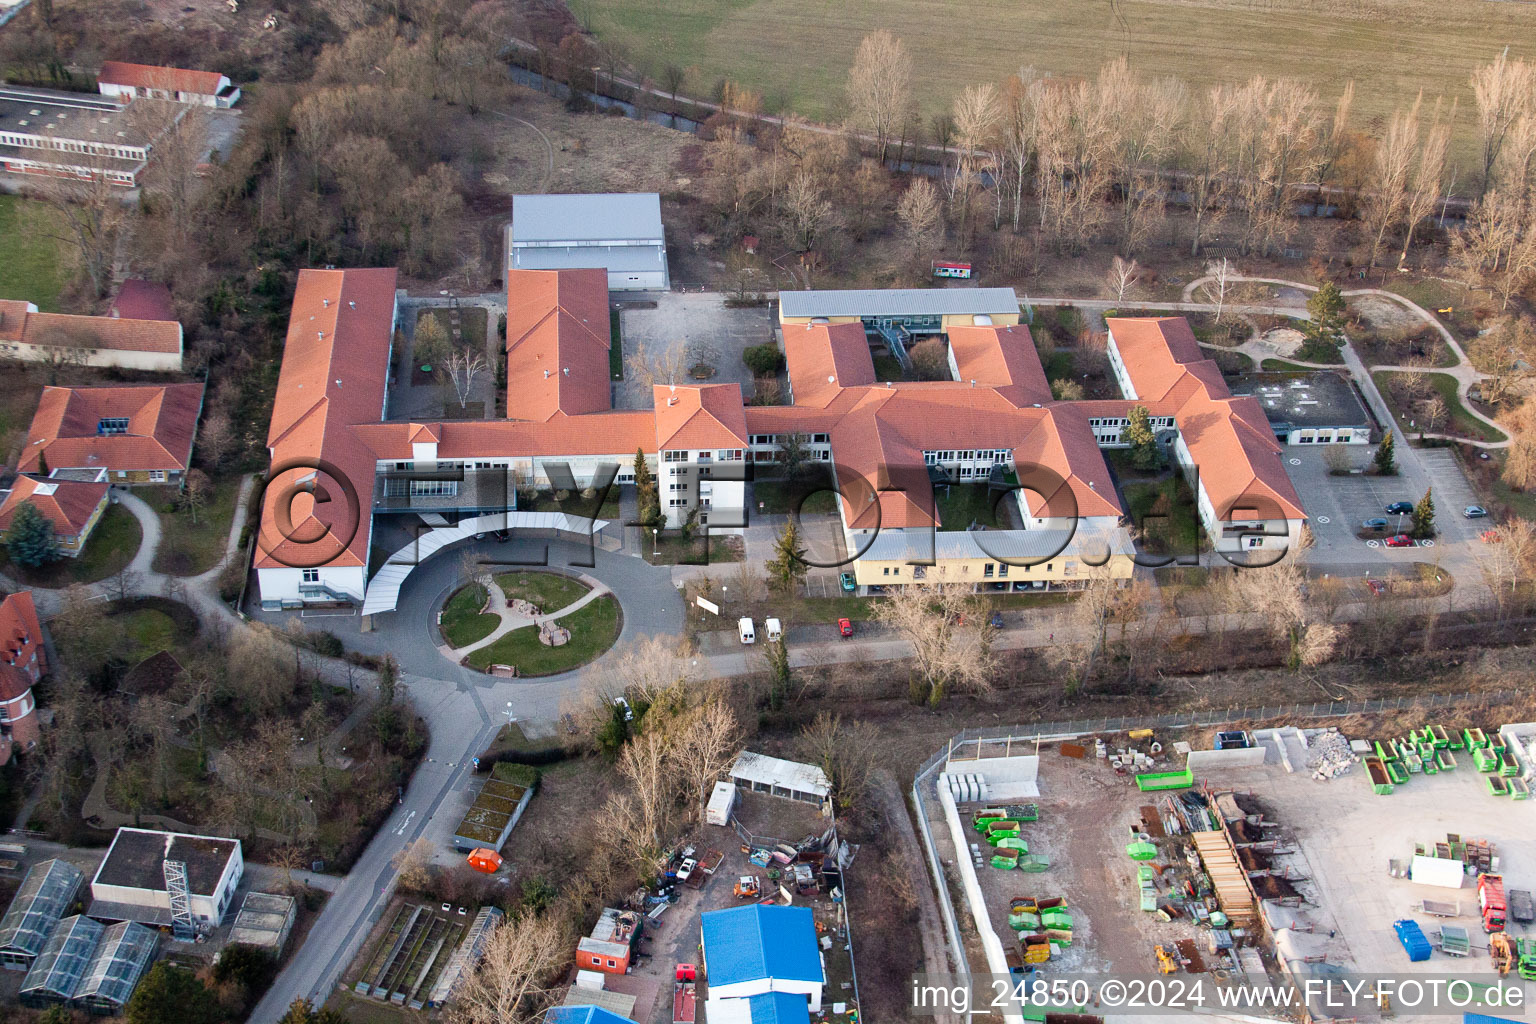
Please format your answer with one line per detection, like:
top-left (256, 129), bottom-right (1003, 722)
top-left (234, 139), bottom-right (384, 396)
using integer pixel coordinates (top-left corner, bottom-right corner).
top-left (97, 417), bottom-right (129, 435)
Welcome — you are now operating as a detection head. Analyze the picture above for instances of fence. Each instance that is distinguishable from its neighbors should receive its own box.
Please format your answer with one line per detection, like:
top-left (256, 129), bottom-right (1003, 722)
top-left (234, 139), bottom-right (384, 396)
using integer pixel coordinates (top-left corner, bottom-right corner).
top-left (907, 686), bottom-right (1524, 991)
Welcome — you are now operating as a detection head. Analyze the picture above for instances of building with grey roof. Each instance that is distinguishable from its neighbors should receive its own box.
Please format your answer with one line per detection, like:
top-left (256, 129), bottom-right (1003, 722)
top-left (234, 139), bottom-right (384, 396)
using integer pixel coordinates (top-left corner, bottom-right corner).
top-left (509, 193), bottom-right (668, 291)
top-left (89, 827), bottom-right (243, 931)
top-left (228, 891), bottom-right (297, 956)
top-left (0, 858), bottom-right (84, 970)
top-left (1227, 371), bottom-right (1374, 445)
top-left (778, 288), bottom-right (1022, 321)
top-left (0, 84), bottom-right (175, 186)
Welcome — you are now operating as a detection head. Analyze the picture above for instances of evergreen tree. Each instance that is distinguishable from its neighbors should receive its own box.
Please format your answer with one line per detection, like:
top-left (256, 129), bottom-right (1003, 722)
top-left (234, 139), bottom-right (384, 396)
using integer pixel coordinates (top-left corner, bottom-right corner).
top-left (633, 447), bottom-right (660, 527)
top-left (37, 449), bottom-right (48, 477)
top-left (126, 963), bottom-right (222, 1024)
top-left (1373, 431), bottom-right (1397, 475)
top-left (5, 501), bottom-right (58, 568)
top-left (1300, 282), bottom-right (1347, 360)
top-left (1125, 405), bottom-right (1160, 471)
top-left (1412, 486), bottom-right (1436, 539)
top-left (765, 519), bottom-right (808, 592)
top-left (765, 635), bottom-right (791, 709)
top-left (278, 999), bottom-right (346, 1024)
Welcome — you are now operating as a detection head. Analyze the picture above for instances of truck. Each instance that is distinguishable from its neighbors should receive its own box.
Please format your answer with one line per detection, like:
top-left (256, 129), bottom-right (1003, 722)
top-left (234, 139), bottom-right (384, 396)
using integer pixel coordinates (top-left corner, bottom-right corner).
top-left (1480, 874), bottom-right (1508, 933)
top-left (673, 965), bottom-right (697, 1024)
top-left (1510, 889), bottom-right (1535, 924)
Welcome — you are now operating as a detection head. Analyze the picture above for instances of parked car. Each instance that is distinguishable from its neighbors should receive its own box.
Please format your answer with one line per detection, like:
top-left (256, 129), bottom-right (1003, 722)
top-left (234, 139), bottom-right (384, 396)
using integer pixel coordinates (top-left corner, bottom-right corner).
top-left (1464, 505), bottom-right (1489, 519)
top-left (614, 696), bottom-right (633, 721)
top-left (839, 572), bottom-right (857, 592)
top-left (1386, 534), bottom-right (1415, 547)
top-left (989, 611), bottom-right (1005, 629)
top-left (837, 617), bottom-right (853, 639)
top-left (1362, 517), bottom-right (1389, 531)
top-left (1367, 578), bottom-right (1387, 596)
top-left (1385, 501), bottom-right (1415, 515)
top-left (676, 858), bottom-right (698, 882)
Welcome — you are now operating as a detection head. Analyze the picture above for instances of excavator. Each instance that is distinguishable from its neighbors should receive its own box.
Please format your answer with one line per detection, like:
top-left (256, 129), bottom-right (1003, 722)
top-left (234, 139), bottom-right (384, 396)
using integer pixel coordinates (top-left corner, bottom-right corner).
top-left (1155, 945), bottom-right (1180, 974)
top-left (1491, 932), bottom-right (1513, 975)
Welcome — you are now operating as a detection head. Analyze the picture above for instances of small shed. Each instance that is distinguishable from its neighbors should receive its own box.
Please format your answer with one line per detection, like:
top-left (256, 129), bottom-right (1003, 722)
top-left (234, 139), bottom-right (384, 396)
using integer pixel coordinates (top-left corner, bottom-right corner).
top-left (729, 752), bottom-right (830, 805)
top-left (227, 892), bottom-right (297, 956)
top-left (707, 782), bottom-right (737, 827)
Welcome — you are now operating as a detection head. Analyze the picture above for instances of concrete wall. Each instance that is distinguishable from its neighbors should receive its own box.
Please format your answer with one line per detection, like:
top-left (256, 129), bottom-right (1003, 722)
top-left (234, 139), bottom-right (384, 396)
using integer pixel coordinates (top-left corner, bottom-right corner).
top-left (935, 780), bottom-right (1024, 1024)
top-left (1186, 746), bottom-right (1268, 771)
top-left (946, 754), bottom-right (1039, 801)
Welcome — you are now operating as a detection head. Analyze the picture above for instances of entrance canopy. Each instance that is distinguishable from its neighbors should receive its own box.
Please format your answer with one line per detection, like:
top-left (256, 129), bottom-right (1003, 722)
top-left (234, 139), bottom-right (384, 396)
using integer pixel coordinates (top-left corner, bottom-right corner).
top-left (360, 511), bottom-right (609, 616)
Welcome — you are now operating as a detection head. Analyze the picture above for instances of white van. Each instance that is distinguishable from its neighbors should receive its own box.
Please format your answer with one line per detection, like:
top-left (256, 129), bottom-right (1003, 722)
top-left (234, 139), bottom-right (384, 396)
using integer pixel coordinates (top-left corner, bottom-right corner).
top-left (765, 618), bottom-right (783, 643)
top-left (738, 617), bottom-right (756, 644)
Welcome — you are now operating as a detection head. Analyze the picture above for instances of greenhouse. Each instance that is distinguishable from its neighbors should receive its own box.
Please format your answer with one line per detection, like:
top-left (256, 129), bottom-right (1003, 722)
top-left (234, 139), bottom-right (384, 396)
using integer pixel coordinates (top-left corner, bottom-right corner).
top-left (73, 921), bottom-right (158, 1013)
top-left (19, 915), bottom-right (103, 1006)
top-left (0, 859), bottom-right (84, 970)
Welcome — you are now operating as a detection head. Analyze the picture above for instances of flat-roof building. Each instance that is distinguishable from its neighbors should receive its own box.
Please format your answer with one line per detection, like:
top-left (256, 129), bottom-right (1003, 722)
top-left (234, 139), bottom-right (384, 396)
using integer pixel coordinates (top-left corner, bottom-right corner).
top-left (89, 828), bottom-right (243, 932)
top-left (1227, 371), bottom-right (1375, 446)
top-left (227, 892), bottom-right (298, 956)
top-left (0, 84), bottom-right (174, 186)
top-left (510, 193), bottom-right (668, 291)
top-left (729, 752), bottom-right (830, 805)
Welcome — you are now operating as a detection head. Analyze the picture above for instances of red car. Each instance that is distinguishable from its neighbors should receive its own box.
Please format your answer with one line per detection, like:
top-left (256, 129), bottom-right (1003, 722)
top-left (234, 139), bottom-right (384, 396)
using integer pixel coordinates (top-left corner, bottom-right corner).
top-left (1366, 579), bottom-right (1387, 596)
top-left (1385, 534), bottom-right (1414, 548)
top-left (837, 617), bottom-right (853, 639)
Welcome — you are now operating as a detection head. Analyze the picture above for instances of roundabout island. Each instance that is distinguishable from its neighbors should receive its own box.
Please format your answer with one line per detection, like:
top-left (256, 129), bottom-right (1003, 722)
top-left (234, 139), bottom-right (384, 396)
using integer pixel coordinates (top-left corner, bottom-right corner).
top-left (437, 568), bottom-right (622, 676)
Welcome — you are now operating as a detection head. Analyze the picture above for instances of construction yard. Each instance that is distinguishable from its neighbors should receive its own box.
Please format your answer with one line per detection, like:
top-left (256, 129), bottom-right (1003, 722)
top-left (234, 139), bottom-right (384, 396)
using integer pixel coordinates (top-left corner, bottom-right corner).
top-left (933, 717), bottom-right (1536, 1020)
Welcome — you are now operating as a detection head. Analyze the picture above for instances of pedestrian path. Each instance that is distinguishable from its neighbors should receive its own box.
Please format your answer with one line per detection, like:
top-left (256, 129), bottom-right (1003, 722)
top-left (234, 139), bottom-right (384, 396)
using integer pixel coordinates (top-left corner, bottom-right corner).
top-left (448, 573), bottom-right (612, 657)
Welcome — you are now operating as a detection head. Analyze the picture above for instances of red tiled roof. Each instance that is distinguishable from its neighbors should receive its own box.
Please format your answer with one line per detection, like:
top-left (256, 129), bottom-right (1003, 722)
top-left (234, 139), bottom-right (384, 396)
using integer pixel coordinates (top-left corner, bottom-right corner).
top-left (0, 300), bottom-right (35, 342)
top-left (8, 309), bottom-right (181, 355)
top-left (1107, 317), bottom-right (1304, 521)
top-left (946, 325), bottom-right (1053, 407)
top-left (654, 384), bottom-right (748, 451)
top-left (98, 61), bottom-right (226, 96)
top-left (0, 592), bottom-right (43, 691)
top-left (19, 382), bottom-right (205, 474)
top-left (505, 269), bottom-right (612, 421)
top-left (110, 280), bottom-right (177, 323)
top-left (782, 322), bottom-right (874, 407)
top-left (355, 411), bottom-right (656, 461)
top-left (257, 268), bottom-right (398, 571)
top-left (0, 476), bottom-right (108, 537)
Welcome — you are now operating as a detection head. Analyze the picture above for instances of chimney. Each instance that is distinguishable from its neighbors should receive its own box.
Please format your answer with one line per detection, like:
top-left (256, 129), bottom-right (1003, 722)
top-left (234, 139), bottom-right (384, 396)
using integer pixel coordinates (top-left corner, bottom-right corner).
top-left (543, 370), bottom-right (551, 379)
top-left (322, 298), bottom-right (329, 308)
top-left (317, 331), bottom-right (324, 340)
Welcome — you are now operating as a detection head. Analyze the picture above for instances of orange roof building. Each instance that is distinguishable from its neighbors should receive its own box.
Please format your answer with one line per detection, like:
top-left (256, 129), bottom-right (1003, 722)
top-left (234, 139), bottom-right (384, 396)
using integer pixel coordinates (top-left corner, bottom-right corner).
top-left (19, 383), bottom-right (204, 483)
top-left (0, 476), bottom-right (110, 556)
top-left (0, 300), bottom-right (182, 372)
top-left (0, 592), bottom-right (46, 762)
top-left (255, 269), bottom-right (1307, 612)
top-left (97, 61), bottom-right (240, 108)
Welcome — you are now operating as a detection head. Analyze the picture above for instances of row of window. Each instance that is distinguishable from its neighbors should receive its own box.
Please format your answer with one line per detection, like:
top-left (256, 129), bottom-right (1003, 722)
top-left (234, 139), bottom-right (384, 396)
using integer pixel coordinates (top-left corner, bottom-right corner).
top-left (923, 449), bottom-right (1012, 464)
top-left (748, 433), bottom-right (830, 446)
top-left (878, 561), bottom-right (1052, 578)
top-left (663, 450), bottom-right (744, 462)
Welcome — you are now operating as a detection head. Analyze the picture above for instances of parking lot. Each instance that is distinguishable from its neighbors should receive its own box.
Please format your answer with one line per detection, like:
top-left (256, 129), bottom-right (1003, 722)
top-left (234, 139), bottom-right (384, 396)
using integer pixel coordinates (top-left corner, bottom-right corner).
top-left (616, 293), bottom-right (776, 410)
top-left (1283, 446), bottom-right (1484, 571)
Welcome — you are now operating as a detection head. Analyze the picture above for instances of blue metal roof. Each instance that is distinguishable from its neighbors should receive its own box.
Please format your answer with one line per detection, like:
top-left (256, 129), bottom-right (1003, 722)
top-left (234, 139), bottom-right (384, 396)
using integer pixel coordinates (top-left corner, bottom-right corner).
top-left (546, 1005), bottom-right (638, 1024)
top-left (748, 992), bottom-right (812, 1024)
top-left (700, 905), bottom-right (823, 988)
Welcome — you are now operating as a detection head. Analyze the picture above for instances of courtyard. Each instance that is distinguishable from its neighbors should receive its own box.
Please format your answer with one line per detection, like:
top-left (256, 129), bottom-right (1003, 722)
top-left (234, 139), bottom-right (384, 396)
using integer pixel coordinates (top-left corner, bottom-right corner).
top-left (615, 293), bottom-right (777, 409)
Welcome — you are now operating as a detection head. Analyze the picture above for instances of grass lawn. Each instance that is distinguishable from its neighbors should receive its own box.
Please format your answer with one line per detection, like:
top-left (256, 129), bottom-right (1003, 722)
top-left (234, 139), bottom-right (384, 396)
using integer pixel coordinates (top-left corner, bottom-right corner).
top-left (439, 583), bottom-right (498, 647)
top-left (872, 353), bottom-right (902, 382)
top-left (148, 478), bottom-right (241, 576)
top-left (524, 490), bottom-right (622, 520)
top-left (479, 722), bottom-right (567, 762)
top-left (1261, 358), bottom-right (1316, 371)
top-left (466, 593), bottom-right (620, 674)
top-left (0, 503), bottom-right (141, 586)
top-left (610, 309), bottom-right (624, 380)
top-left (753, 471), bottom-right (840, 516)
top-left (494, 570), bottom-right (591, 612)
top-left (1123, 477), bottom-right (1201, 557)
top-left (112, 607), bottom-right (181, 662)
top-left (576, 0), bottom-right (1519, 167)
top-left (1371, 370), bottom-right (1507, 444)
top-left (0, 195), bottom-right (70, 311)
top-left (643, 531), bottom-right (745, 565)
top-left (1390, 279), bottom-right (1488, 344)
top-left (934, 483), bottom-right (1004, 530)
top-left (1039, 349), bottom-right (1075, 382)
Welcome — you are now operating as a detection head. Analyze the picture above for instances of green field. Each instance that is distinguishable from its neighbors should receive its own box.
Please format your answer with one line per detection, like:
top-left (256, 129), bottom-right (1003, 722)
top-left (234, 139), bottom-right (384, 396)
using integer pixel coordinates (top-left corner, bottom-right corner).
top-left (1371, 370), bottom-right (1508, 444)
top-left (0, 195), bottom-right (70, 311)
top-left (576, 0), bottom-right (1533, 165)
top-left (466, 594), bottom-right (621, 674)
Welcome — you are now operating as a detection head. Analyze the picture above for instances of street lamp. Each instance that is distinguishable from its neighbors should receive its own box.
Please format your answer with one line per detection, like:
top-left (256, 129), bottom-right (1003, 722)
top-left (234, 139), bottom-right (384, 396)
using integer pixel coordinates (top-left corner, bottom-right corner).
top-left (505, 701), bottom-right (516, 728)
top-left (652, 527), bottom-right (658, 556)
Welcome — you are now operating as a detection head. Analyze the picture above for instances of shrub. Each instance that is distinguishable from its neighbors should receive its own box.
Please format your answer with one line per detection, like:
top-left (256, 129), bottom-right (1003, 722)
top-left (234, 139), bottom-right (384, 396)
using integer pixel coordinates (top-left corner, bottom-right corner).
top-left (743, 343), bottom-right (785, 377)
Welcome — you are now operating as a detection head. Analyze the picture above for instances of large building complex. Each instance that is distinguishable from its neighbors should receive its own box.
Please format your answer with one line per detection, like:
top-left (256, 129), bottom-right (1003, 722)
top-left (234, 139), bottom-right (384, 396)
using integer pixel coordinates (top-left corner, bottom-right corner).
top-left (88, 827), bottom-right (243, 932)
top-left (18, 383), bottom-right (204, 484)
top-left (510, 193), bottom-right (669, 291)
top-left (0, 299), bottom-right (183, 371)
top-left (0, 84), bottom-right (177, 186)
top-left (255, 266), bottom-right (1308, 613)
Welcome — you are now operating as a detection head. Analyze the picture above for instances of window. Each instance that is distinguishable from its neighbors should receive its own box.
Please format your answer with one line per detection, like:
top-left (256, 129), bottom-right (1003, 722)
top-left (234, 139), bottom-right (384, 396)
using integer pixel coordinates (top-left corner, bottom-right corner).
top-left (984, 563), bottom-right (994, 578)
top-left (882, 567), bottom-right (890, 576)
top-left (148, 470), bottom-right (165, 482)
top-left (1247, 537), bottom-right (1264, 548)
top-left (607, 960), bottom-right (616, 969)
top-left (669, 498), bottom-right (687, 507)
top-left (97, 417), bottom-right (129, 435)
top-left (663, 450), bottom-right (687, 462)
top-left (892, 567), bottom-right (900, 575)
top-left (998, 564), bottom-right (1008, 578)
top-left (302, 569), bottom-right (320, 583)
top-left (669, 482), bottom-right (688, 492)
top-left (395, 461), bottom-right (410, 471)
top-left (812, 433), bottom-right (829, 443)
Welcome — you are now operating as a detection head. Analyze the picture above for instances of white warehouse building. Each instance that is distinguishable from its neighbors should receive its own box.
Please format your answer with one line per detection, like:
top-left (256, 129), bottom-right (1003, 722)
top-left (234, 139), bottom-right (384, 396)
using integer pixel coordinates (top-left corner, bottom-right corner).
top-left (509, 193), bottom-right (669, 292)
top-left (88, 828), bottom-right (243, 932)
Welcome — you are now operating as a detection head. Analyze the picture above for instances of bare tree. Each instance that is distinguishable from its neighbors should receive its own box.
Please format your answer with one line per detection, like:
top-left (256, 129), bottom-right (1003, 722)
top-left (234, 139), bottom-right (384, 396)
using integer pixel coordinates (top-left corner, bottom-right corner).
top-left (28, 141), bottom-right (130, 298)
top-left (447, 912), bottom-right (567, 1024)
top-left (1398, 102), bottom-right (1451, 268)
top-left (780, 172), bottom-right (834, 253)
top-left (844, 31), bottom-right (912, 163)
top-left (391, 837), bottom-right (435, 892)
top-left (673, 699), bottom-right (742, 823)
top-left (1183, 85), bottom-right (1239, 257)
top-left (1200, 257), bottom-right (1236, 323)
top-left (1106, 255), bottom-right (1141, 303)
top-left (872, 581), bottom-right (996, 706)
top-left (616, 729), bottom-right (675, 859)
top-left (895, 177), bottom-right (943, 277)
top-left (1472, 51), bottom-right (1536, 196)
top-left (624, 338), bottom-right (688, 390)
top-left (609, 634), bottom-right (695, 707)
top-left (441, 349), bottom-right (488, 410)
top-left (798, 711), bottom-right (880, 809)
top-left (1361, 98), bottom-right (1417, 268)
